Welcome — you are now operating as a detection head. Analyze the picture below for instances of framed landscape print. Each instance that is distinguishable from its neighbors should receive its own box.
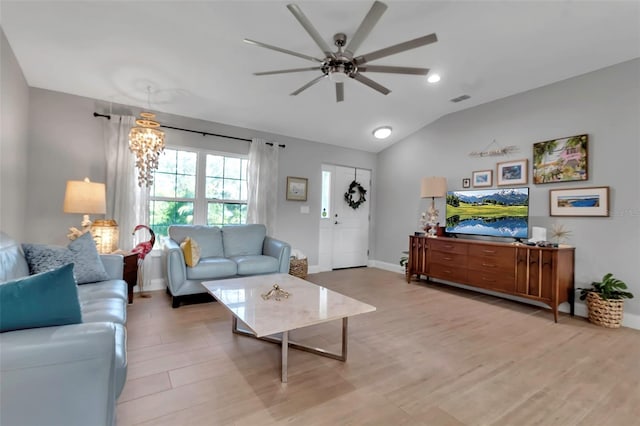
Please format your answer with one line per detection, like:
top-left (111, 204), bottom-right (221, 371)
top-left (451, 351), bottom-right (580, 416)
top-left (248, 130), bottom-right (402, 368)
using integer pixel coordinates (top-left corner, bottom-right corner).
top-left (533, 134), bottom-right (588, 184)
top-left (549, 186), bottom-right (609, 217)
top-left (286, 176), bottom-right (308, 201)
top-left (497, 159), bottom-right (528, 186)
top-left (472, 170), bottom-right (492, 187)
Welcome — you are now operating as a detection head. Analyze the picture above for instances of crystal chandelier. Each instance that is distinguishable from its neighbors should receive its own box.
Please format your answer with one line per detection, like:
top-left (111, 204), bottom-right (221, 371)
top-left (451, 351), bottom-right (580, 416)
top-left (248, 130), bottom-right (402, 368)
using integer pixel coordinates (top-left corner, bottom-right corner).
top-left (129, 112), bottom-right (165, 187)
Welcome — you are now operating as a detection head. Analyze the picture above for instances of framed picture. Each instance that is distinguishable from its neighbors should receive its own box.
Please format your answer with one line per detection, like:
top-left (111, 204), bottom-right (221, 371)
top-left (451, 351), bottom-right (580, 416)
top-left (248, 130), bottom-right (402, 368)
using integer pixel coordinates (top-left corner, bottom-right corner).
top-left (533, 134), bottom-right (588, 184)
top-left (497, 159), bottom-right (528, 186)
top-left (549, 186), bottom-right (609, 217)
top-left (462, 178), bottom-right (471, 188)
top-left (472, 170), bottom-right (493, 187)
top-left (286, 176), bottom-right (308, 201)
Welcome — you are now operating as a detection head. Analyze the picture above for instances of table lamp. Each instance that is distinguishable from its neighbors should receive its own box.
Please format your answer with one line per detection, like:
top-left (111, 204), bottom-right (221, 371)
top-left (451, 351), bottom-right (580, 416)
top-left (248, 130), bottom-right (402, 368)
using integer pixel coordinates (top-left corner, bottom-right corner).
top-left (421, 176), bottom-right (447, 237)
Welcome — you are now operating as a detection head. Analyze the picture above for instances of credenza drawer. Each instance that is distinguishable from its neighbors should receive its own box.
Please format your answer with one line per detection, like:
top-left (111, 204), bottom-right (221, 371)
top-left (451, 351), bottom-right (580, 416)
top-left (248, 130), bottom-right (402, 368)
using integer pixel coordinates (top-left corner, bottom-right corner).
top-left (468, 244), bottom-right (514, 258)
top-left (468, 255), bottom-right (514, 273)
top-left (468, 271), bottom-right (515, 292)
top-left (430, 250), bottom-right (466, 266)
top-left (429, 263), bottom-right (468, 282)
top-left (428, 239), bottom-right (467, 255)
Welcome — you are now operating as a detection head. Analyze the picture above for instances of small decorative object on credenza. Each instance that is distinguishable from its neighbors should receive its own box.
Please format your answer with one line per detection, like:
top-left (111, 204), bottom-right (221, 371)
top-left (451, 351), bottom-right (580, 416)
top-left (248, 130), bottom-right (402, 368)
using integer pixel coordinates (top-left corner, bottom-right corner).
top-left (579, 273), bottom-right (633, 328)
top-left (420, 176), bottom-right (447, 237)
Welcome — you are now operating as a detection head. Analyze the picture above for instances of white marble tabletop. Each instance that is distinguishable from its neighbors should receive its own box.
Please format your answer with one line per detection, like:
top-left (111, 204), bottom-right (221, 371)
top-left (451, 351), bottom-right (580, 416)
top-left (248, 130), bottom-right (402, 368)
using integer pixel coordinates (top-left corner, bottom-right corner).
top-left (202, 273), bottom-right (376, 337)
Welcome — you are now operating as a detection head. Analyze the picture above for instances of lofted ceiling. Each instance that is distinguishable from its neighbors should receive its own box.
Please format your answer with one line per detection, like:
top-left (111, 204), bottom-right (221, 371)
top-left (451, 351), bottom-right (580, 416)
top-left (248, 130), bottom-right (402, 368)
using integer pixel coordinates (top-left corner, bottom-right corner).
top-left (2, 1), bottom-right (639, 153)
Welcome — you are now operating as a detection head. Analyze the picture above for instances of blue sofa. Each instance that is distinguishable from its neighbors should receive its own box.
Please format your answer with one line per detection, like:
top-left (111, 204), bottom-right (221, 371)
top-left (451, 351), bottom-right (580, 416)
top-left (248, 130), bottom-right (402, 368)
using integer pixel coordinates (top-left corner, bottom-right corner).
top-left (0, 232), bottom-right (127, 426)
top-left (162, 224), bottom-right (291, 307)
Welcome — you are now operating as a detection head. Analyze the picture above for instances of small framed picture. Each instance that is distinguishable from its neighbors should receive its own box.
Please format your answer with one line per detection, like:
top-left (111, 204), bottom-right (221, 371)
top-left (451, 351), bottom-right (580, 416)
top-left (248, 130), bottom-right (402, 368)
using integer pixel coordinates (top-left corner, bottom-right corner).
top-left (497, 159), bottom-right (528, 186)
top-left (462, 178), bottom-right (471, 188)
top-left (286, 176), bottom-right (308, 201)
top-left (472, 170), bottom-right (493, 187)
top-left (549, 186), bottom-right (609, 217)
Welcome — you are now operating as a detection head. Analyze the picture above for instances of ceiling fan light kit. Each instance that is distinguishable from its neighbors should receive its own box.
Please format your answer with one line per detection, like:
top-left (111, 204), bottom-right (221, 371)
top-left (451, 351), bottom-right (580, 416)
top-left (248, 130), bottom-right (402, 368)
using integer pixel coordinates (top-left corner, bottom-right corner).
top-left (244, 1), bottom-right (438, 102)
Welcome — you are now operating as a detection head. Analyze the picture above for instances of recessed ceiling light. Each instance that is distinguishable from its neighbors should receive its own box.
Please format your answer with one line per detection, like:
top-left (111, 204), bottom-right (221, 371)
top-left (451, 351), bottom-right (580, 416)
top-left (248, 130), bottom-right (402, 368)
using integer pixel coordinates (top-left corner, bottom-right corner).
top-left (427, 73), bottom-right (441, 83)
top-left (373, 126), bottom-right (392, 139)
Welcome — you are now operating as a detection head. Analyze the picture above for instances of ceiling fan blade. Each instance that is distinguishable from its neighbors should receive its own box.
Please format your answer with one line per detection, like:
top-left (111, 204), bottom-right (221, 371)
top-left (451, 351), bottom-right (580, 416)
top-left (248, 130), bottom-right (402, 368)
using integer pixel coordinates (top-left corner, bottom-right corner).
top-left (244, 38), bottom-right (322, 63)
top-left (290, 75), bottom-right (327, 96)
top-left (358, 65), bottom-right (430, 75)
top-left (352, 73), bottom-right (391, 95)
top-left (254, 67), bottom-right (321, 76)
top-left (344, 1), bottom-right (388, 58)
top-left (286, 4), bottom-right (335, 58)
top-left (355, 33), bottom-right (438, 65)
top-left (336, 82), bottom-right (344, 102)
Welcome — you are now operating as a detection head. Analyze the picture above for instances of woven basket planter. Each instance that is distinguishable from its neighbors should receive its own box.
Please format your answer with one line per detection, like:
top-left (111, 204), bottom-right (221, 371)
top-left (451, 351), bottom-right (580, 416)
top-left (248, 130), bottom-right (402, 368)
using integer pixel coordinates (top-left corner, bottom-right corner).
top-left (289, 258), bottom-right (308, 279)
top-left (586, 292), bottom-right (625, 328)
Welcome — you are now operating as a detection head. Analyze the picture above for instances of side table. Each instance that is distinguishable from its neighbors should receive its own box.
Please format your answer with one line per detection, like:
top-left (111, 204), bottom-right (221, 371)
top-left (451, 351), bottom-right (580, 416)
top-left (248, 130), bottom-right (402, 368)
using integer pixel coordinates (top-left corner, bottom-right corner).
top-left (123, 253), bottom-right (139, 304)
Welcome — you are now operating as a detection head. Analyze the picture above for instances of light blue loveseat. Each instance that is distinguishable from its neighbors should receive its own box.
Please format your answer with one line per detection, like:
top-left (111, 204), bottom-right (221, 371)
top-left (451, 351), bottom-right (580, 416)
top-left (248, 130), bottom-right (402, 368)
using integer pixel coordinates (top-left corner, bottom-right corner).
top-left (0, 232), bottom-right (127, 426)
top-left (162, 224), bottom-right (291, 308)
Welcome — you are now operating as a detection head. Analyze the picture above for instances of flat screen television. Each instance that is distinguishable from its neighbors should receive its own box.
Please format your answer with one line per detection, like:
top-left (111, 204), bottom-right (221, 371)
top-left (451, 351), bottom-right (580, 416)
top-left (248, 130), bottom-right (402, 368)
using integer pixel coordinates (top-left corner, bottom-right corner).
top-left (445, 187), bottom-right (529, 240)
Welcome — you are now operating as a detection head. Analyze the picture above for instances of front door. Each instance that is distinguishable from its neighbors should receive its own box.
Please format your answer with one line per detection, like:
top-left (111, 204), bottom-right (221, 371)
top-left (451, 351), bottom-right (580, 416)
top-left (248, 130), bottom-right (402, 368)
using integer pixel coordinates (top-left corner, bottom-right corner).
top-left (331, 166), bottom-right (370, 269)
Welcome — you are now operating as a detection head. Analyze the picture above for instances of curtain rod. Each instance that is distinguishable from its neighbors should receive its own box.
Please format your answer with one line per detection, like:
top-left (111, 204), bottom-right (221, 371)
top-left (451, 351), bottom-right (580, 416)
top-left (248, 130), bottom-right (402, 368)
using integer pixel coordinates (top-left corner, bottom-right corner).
top-left (93, 112), bottom-right (285, 148)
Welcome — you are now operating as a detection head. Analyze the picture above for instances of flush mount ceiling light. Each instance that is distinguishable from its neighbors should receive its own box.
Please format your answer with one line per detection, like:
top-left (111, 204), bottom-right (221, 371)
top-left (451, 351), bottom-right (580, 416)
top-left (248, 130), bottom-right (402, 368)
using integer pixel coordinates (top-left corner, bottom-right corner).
top-left (373, 126), bottom-right (392, 139)
top-left (427, 73), bottom-right (441, 83)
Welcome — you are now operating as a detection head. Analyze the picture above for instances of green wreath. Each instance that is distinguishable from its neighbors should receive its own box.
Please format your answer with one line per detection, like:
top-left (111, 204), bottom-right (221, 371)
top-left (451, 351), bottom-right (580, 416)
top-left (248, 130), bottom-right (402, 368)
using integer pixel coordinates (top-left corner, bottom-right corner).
top-left (344, 180), bottom-right (367, 209)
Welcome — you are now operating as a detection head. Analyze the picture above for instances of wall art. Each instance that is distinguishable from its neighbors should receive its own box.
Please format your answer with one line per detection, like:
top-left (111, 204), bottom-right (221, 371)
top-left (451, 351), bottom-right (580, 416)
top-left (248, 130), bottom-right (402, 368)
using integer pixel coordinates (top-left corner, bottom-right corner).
top-left (497, 159), bottom-right (528, 186)
top-left (472, 170), bottom-right (492, 187)
top-left (286, 176), bottom-right (308, 201)
top-left (533, 134), bottom-right (588, 184)
top-left (549, 186), bottom-right (609, 217)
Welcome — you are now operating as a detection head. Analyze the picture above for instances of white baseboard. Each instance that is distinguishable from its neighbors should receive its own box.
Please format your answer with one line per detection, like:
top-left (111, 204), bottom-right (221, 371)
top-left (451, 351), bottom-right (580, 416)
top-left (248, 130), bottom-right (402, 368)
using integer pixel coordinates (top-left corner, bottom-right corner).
top-left (133, 278), bottom-right (165, 293)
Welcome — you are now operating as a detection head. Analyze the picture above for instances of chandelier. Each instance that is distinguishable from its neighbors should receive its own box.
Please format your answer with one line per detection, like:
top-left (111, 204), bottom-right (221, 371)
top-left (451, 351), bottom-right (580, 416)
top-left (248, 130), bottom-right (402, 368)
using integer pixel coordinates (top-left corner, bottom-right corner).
top-left (129, 112), bottom-right (165, 187)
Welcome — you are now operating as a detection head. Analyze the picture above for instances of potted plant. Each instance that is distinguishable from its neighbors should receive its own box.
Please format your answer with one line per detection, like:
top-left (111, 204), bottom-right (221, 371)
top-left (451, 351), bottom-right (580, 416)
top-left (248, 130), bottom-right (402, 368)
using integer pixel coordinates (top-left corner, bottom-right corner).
top-left (579, 273), bottom-right (633, 328)
top-left (400, 251), bottom-right (409, 279)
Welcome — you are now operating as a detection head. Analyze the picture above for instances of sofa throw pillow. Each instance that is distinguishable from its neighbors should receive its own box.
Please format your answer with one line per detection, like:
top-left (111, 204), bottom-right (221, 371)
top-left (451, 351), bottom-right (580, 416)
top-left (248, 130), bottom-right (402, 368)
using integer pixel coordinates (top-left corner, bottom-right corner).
top-left (180, 237), bottom-right (201, 267)
top-left (22, 232), bottom-right (110, 284)
top-left (22, 243), bottom-right (74, 275)
top-left (67, 232), bottom-right (110, 284)
top-left (0, 263), bottom-right (82, 332)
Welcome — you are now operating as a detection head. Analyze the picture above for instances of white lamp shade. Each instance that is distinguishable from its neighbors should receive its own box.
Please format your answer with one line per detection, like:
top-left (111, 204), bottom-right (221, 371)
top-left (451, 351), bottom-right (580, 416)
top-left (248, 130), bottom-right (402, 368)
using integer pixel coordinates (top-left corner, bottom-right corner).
top-left (63, 178), bottom-right (106, 214)
top-left (421, 177), bottom-right (447, 198)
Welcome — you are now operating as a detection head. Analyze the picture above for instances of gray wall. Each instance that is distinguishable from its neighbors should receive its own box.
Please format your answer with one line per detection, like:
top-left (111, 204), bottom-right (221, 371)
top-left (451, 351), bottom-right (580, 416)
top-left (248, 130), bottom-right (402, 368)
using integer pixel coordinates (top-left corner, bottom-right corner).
top-left (20, 88), bottom-right (376, 265)
top-left (1, 28), bottom-right (29, 240)
top-left (375, 58), bottom-right (640, 315)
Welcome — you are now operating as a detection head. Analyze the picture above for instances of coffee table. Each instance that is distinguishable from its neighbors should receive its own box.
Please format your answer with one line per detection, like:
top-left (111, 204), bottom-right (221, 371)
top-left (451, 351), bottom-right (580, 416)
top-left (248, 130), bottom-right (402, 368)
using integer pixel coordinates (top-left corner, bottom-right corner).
top-left (202, 273), bottom-right (376, 382)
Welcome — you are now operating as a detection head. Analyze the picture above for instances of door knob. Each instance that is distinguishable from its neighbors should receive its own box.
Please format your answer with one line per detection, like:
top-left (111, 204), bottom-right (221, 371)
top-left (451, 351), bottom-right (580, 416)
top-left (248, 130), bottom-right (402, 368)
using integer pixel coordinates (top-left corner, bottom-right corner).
top-left (334, 221), bottom-right (340, 225)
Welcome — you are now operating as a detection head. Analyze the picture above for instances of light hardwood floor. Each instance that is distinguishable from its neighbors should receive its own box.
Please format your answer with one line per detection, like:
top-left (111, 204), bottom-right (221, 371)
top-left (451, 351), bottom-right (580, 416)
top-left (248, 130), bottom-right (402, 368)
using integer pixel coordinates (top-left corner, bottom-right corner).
top-left (117, 268), bottom-right (640, 425)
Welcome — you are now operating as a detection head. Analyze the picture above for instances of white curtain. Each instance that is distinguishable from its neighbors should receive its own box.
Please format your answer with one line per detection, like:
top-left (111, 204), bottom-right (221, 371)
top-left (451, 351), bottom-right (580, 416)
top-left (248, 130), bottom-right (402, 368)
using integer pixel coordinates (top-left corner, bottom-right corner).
top-left (247, 138), bottom-right (279, 235)
top-left (104, 115), bottom-right (150, 251)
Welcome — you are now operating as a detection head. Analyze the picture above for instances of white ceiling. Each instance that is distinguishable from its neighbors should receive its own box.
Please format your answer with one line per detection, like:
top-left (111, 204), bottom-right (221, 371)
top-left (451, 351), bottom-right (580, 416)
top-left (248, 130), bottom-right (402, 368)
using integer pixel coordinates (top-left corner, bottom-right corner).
top-left (2, 1), bottom-right (639, 152)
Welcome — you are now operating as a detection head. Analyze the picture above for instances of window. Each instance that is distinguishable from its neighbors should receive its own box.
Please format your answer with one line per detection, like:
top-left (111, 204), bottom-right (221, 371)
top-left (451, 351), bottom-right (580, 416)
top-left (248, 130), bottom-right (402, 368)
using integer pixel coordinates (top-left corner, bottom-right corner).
top-left (205, 154), bottom-right (248, 226)
top-left (149, 147), bottom-right (248, 239)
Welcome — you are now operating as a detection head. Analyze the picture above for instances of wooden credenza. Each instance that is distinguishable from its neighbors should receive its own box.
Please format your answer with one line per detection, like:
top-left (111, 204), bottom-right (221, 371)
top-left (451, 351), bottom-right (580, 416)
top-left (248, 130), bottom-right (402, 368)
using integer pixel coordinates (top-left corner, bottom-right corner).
top-left (408, 235), bottom-right (575, 322)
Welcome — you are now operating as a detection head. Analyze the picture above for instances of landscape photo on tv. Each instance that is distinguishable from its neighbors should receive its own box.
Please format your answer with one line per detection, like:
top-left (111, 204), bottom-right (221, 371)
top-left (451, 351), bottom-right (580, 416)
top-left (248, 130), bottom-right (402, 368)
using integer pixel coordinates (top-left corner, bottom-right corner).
top-left (445, 187), bottom-right (529, 239)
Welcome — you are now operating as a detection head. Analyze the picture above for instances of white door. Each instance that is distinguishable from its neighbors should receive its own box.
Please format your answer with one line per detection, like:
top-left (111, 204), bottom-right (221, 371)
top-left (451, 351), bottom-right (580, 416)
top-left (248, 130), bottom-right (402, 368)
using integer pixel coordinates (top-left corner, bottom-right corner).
top-left (331, 166), bottom-right (370, 269)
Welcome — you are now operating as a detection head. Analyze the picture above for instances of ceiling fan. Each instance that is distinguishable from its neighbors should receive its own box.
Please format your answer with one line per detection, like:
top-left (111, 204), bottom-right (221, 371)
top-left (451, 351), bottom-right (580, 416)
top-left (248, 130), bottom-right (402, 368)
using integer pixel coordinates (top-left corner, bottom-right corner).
top-left (244, 1), bottom-right (438, 102)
